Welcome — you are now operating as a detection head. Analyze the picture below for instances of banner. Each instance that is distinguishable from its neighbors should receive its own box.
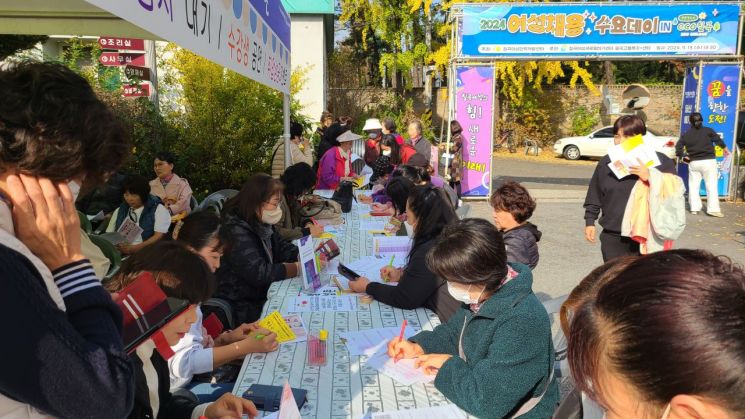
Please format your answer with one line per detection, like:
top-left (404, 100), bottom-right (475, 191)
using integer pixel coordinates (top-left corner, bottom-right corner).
top-left (455, 66), bottom-right (494, 197)
top-left (86, 0), bottom-right (291, 94)
top-left (699, 63), bottom-right (740, 196)
top-left (676, 65), bottom-right (700, 189)
top-left (460, 3), bottom-right (740, 58)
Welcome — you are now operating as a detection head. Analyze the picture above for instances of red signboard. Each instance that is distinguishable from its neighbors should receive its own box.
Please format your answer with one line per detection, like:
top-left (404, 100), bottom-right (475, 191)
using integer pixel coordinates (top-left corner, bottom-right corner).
top-left (122, 83), bottom-right (150, 98)
top-left (98, 37), bottom-right (145, 51)
top-left (99, 52), bottom-right (146, 67)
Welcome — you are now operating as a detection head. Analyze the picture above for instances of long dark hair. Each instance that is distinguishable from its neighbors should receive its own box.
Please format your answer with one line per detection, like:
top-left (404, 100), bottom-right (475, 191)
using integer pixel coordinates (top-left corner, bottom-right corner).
top-left (568, 249), bottom-right (745, 415)
top-left (407, 185), bottom-right (457, 257)
top-left (106, 241), bottom-right (215, 304)
top-left (379, 134), bottom-right (402, 165)
top-left (222, 173), bottom-right (283, 229)
top-left (386, 177), bottom-right (415, 215)
top-left (392, 164), bottom-right (429, 184)
top-left (175, 211), bottom-right (228, 252)
top-left (426, 218), bottom-right (508, 294)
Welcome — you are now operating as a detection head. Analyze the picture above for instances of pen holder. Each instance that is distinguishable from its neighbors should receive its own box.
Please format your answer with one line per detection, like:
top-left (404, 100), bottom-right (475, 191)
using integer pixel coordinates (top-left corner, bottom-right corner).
top-left (307, 330), bottom-right (328, 366)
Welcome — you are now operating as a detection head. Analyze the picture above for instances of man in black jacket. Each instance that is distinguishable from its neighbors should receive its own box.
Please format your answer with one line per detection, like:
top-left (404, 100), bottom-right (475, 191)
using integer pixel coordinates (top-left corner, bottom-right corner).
top-left (676, 112), bottom-right (729, 217)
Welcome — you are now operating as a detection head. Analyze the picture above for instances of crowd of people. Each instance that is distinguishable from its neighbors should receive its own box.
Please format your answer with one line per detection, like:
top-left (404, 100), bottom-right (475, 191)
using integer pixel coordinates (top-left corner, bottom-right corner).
top-left (1, 61), bottom-right (743, 419)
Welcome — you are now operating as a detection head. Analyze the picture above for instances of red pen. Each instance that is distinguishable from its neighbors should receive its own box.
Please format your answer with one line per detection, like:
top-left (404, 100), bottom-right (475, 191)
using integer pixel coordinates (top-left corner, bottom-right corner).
top-left (394, 319), bottom-right (407, 363)
top-left (310, 217), bottom-right (319, 226)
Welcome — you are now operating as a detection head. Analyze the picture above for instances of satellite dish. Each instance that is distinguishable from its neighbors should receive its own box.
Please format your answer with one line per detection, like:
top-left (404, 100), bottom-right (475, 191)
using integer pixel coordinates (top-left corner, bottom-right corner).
top-left (622, 84), bottom-right (651, 110)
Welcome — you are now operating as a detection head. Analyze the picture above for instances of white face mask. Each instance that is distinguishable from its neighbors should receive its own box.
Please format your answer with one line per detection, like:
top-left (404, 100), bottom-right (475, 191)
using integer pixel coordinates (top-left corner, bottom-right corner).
top-left (382, 149), bottom-right (391, 156)
top-left (369, 132), bottom-right (379, 139)
top-left (403, 220), bottom-right (414, 237)
top-left (447, 282), bottom-right (484, 305)
top-left (261, 207), bottom-right (283, 225)
top-left (68, 181), bottom-right (82, 202)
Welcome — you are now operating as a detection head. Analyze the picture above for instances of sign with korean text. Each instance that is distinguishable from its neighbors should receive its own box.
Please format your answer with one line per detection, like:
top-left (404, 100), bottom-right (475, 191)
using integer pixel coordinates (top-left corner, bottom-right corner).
top-left (98, 36), bottom-right (145, 51)
top-left (676, 65), bottom-right (699, 190)
top-left (122, 83), bottom-right (151, 98)
top-left (699, 63), bottom-right (740, 196)
top-left (455, 66), bottom-right (494, 197)
top-left (460, 3), bottom-right (740, 58)
top-left (125, 65), bottom-right (151, 80)
top-left (99, 52), bottom-right (146, 67)
top-left (85, 0), bottom-right (291, 94)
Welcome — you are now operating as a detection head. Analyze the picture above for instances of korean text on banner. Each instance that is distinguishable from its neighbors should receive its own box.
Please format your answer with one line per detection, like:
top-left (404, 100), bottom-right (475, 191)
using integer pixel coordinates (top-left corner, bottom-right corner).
top-left (460, 3), bottom-right (740, 58)
top-left (455, 66), bottom-right (494, 197)
top-left (85, 0), bottom-right (291, 94)
top-left (698, 63), bottom-right (740, 196)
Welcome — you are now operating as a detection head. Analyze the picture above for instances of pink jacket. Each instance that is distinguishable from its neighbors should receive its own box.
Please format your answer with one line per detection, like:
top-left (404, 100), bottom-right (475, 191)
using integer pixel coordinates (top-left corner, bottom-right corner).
top-left (149, 173), bottom-right (193, 215)
top-left (316, 147), bottom-right (355, 190)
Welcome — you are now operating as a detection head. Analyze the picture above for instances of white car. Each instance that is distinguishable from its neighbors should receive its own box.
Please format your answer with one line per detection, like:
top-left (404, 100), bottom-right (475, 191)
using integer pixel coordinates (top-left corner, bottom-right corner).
top-left (553, 126), bottom-right (678, 160)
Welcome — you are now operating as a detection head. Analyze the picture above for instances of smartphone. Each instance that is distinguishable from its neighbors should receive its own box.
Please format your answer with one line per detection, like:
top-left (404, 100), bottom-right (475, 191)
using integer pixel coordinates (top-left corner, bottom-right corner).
top-left (338, 263), bottom-right (361, 281)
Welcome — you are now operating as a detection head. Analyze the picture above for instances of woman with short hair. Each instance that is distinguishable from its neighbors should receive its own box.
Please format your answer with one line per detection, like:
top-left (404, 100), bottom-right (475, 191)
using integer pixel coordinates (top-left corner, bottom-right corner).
top-left (568, 249), bottom-right (745, 419)
top-left (388, 218), bottom-right (558, 418)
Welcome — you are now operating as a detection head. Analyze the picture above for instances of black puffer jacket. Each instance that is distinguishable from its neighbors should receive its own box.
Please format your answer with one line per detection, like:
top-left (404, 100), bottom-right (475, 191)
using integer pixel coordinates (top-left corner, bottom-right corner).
top-left (503, 223), bottom-right (542, 270)
top-left (215, 214), bottom-right (298, 324)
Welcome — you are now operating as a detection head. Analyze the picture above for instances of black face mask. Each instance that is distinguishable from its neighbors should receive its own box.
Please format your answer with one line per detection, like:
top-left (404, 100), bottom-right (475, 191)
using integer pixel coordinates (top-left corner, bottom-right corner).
top-left (692, 119), bottom-right (703, 129)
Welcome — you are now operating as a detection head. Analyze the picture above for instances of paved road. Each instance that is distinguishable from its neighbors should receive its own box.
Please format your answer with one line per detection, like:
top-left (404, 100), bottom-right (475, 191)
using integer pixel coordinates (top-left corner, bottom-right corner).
top-left (465, 156), bottom-right (745, 301)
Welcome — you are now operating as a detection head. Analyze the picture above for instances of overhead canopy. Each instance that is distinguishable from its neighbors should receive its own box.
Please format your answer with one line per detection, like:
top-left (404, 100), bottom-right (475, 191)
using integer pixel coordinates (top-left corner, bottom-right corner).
top-left (0, 0), bottom-right (291, 94)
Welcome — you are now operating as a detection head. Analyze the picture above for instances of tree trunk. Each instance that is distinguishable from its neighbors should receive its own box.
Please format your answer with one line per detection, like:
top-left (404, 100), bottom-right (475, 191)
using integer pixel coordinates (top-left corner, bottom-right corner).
top-left (603, 61), bottom-right (615, 85)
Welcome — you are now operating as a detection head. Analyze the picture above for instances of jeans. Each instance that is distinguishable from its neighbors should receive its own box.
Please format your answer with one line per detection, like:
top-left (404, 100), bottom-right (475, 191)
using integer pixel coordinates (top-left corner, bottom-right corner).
top-left (688, 159), bottom-right (720, 213)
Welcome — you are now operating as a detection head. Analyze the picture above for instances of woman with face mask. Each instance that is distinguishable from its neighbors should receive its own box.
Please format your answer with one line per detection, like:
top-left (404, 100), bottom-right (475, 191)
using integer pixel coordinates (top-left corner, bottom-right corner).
top-left (387, 218), bottom-right (558, 419)
top-left (316, 131), bottom-right (361, 190)
top-left (583, 115), bottom-right (677, 262)
top-left (348, 185), bottom-right (460, 322)
top-left (363, 118), bottom-right (384, 166)
top-left (568, 250), bottom-right (745, 419)
top-left (213, 174), bottom-right (300, 324)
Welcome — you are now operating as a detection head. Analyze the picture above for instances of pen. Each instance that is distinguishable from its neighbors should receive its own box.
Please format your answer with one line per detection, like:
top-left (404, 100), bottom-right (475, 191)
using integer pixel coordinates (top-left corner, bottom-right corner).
top-left (394, 319), bottom-right (407, 363)
top-left (254, 334), bottom-right (265, 340)
top-left (384, 255), bottom-right (395, 282)
top-left (310, 217), bottom-right (319, 226)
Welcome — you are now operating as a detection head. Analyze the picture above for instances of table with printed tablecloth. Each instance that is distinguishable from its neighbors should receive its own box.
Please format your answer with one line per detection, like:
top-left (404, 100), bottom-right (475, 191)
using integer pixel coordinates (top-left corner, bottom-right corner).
top-left (232, 192), bottom-right (456, 418)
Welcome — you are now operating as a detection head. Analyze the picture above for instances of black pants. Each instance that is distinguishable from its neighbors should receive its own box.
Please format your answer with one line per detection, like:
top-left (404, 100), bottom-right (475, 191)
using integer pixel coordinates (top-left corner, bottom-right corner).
top-left (600, 230), bottom-right (640, 262)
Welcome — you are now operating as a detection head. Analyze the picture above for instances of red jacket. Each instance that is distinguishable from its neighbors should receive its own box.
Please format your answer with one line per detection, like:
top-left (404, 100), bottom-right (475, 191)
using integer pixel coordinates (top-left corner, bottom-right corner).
top-left (400, 144), bottom-right (418, 164)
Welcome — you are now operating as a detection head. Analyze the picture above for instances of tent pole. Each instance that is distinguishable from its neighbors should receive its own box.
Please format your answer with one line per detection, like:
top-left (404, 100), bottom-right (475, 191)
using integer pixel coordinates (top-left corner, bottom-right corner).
top-left (284, 93), bottom-right (292, 169)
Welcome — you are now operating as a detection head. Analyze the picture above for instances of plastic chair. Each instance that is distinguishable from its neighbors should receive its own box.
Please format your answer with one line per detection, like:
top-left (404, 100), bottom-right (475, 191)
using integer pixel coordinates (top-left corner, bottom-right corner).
top-left (455, 203), bottom-right (471, 219)
top-left (78, 211), bottom-right (93, 234)
top-left (202, 297), bottom-right (235, 330)
top-left (197, 189), bottom-right (239, 214)
top-left (88, 233), bottom-right (122, 279)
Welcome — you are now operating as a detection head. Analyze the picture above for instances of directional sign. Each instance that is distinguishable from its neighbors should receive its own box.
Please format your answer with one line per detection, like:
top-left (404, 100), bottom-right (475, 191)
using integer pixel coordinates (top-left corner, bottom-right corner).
top-left (124, 65), bottom-right (151, 80)
top-left (98, 37), bottom-right (145, 51)
top-left (99, 52), bottom-right (146, 67)
top-left (122, 83), bottom-right (150, 98)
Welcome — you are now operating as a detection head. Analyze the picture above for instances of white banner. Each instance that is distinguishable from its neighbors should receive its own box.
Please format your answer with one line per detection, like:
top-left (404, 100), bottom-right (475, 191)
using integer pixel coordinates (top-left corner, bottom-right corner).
top-left (85, 0), bottom-right (291, 94)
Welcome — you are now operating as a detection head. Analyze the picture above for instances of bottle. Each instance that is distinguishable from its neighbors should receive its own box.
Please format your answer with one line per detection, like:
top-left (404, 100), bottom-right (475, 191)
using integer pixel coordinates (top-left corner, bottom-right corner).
top-left (307, 329), bottom-right (328, 366)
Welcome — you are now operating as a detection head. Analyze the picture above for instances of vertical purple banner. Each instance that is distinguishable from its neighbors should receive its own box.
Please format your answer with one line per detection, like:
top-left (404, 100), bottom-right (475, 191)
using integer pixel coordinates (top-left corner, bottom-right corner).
top-left (455, 66), bottom-right (495, 197)
top-left (677, 65), bottom-right (699, 188)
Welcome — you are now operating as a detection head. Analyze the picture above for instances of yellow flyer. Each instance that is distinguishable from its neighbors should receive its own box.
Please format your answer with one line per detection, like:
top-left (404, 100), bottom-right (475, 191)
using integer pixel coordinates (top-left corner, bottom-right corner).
top-left (258, 311), bottom-right (297, 343)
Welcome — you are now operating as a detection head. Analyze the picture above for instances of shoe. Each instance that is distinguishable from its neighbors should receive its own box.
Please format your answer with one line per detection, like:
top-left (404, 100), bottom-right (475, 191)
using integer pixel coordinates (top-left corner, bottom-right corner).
top-left (707, 212), bottom-right (724, 218)
top-left (690, 211), bottom-right (699, 215)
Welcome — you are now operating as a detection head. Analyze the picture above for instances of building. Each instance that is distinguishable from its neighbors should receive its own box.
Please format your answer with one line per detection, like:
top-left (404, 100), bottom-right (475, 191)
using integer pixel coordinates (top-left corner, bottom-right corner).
top-left (281, 0), bottom-right (335, 124)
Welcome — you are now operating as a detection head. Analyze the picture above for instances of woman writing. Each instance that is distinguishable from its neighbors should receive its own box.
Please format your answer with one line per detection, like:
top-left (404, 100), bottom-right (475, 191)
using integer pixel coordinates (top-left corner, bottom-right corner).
top-left (583, 115), bottom-right (676, 261)
top-left (316, 130), bottom-right (361, 190)
top-left (349, 185), bottom-right (460, 322)
top-left (387, 218), bottom-right (558, 418)
top-left (215, 174), bottom-right (299, 324)
top-left (277, 162), bottom-right (324, 240)
top-left (568, 249), bottom-right (745, 419)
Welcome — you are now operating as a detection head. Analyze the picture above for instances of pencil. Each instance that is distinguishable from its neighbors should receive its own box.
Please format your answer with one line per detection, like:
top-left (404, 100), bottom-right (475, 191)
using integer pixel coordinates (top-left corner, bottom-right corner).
top-left (394, 319), bottom-right (407, 363)
top-left (384, 255), bottom-right (395, 282)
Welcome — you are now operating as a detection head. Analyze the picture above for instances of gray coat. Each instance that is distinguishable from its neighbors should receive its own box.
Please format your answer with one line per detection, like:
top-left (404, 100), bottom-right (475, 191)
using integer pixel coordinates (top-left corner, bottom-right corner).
top-left (503, 223), bottom-right (542, 269)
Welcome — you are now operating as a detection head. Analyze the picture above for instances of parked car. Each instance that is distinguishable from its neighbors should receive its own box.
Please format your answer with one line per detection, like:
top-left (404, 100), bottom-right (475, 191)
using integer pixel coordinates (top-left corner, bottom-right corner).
top-left (553, 126), bottom-right (678, 160)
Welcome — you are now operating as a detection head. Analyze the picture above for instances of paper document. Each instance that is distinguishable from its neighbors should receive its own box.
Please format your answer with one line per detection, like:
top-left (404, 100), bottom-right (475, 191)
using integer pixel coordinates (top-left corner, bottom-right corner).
top-left (355, 165), bottom-right (374, 188)
top-left (346, 255), bottom-right (405, 283)
top-left (340, 327), bottom-right (418, 356)
top-left (359, 221), bottom-right (389, 232)
top-left (278, 381), bottom-right (301, 419)
top-left (370, 404), bottom-right (466, 419)
top-left (86, 210), bottom-right (105, 222)
top-left (258, 311), bottom-right (297, 343)
top-left (296, 235), bottom-right (321, 292)
top-left (314, 189), bottom-right (334, 198)
top-left (98, 232), bottom-right (127, 246)
top-left (366, 348), bottom-right (435, 386)
top-left (282, 314), bottom-right (308, 343)
top-left (287, 295), bottom-right (358, 313)
top-left (607, 134), bottom-right (661, 179)
top-left (373, 236), bottom-right (412, 260)
top-left (117, 217), bottom-right (144, 244)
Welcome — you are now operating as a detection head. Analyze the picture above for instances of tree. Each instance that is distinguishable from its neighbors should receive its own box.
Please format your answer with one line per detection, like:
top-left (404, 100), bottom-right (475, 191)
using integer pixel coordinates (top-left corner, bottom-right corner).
top-left (0, 35), bottom-right (48, 60)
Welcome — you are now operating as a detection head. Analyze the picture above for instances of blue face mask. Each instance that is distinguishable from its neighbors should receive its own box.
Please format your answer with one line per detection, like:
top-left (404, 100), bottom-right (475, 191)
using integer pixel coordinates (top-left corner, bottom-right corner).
top-left (369, 132), bottom-right (379, 139)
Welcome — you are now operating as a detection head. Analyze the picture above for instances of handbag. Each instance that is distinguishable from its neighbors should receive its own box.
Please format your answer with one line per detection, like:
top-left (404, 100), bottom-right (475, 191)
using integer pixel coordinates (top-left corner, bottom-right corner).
top-left (299, 196), bottom-right (344, 225)
top-left (331, 180), bottom-right (357, 213)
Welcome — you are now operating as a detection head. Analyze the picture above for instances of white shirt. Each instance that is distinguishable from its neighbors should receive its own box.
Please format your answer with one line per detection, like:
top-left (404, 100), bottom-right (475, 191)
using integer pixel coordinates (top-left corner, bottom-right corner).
top-left (168, 306), bottom-right (214, 390)
top-left (106, 204), bottom-right (171, 244)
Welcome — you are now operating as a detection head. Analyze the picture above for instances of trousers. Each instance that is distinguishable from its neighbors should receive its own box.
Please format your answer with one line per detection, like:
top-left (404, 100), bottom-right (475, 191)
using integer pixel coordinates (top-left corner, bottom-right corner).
top-left (687, 159), bottom-right (720, 213)
top-left (600, 230), bottom-right (640, 262)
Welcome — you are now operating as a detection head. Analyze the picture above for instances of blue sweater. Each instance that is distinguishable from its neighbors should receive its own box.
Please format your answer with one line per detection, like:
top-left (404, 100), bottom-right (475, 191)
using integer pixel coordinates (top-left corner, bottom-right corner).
top-left (0, 245), bottom-right (134, 418)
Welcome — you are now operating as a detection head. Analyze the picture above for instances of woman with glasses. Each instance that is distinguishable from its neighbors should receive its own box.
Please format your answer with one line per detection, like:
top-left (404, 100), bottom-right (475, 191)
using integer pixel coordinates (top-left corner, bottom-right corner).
top-left (348, 185), bottom-right (460, 322)
top-left (583, 115), bottom-right (676, 262)
top-left (214, 173), bottom-right (299, 324)
top-left (106, 174), bottom-right (171, 255)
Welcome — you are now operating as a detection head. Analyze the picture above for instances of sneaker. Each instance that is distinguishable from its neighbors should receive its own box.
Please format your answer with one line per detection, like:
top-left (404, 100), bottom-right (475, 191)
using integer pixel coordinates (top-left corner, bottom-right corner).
top-left (690, 211), bottom-right (699, 215)
top-left (707, 212), bottom-right (724, 218)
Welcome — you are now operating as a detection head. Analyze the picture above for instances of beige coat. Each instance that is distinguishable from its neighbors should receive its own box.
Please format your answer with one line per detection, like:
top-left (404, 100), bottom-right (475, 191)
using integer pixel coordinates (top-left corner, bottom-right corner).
top-left (271, 138), bottom-right (314, 178)
top-left (149, 173), bottom-right (193, 215)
